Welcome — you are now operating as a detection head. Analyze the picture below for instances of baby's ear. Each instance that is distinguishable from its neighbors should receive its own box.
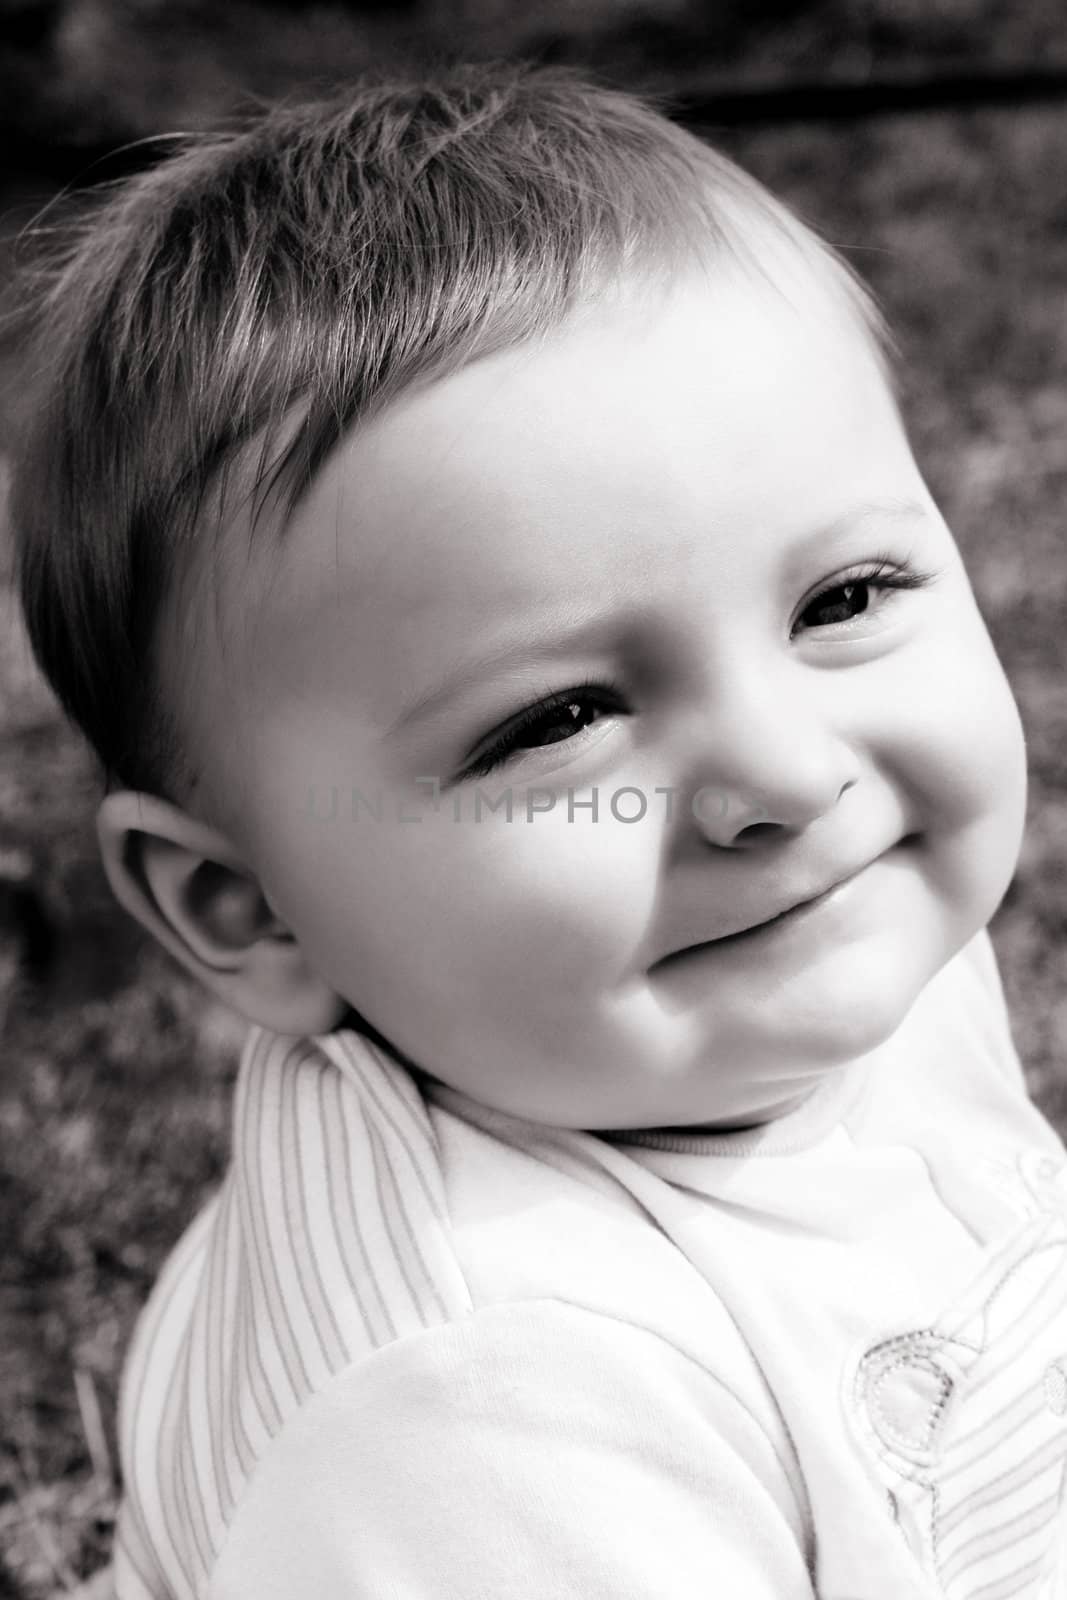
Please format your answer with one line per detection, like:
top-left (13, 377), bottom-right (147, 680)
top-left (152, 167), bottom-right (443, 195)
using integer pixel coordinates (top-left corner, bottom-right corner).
top-left (96, 791), bottom-right (347, 1037)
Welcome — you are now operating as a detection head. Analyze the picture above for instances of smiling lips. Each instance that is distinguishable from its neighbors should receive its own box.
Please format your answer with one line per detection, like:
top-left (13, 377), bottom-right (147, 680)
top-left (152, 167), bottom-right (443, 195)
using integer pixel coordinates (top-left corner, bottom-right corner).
top-left (722, 876), bottom-right (851, 939)
top-left (657, 860), bottom-right (871, 962)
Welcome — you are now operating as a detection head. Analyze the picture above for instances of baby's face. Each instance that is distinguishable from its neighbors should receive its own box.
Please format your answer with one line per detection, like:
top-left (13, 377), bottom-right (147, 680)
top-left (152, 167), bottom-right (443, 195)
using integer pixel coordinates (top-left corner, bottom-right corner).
top-left (190, 262), bottom-right (1027, 1130)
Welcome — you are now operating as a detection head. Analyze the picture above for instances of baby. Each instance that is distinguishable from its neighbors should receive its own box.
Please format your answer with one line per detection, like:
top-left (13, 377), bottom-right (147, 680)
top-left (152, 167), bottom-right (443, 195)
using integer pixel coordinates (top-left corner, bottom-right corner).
top-left (14, 60), bottom-right (1067, 1599)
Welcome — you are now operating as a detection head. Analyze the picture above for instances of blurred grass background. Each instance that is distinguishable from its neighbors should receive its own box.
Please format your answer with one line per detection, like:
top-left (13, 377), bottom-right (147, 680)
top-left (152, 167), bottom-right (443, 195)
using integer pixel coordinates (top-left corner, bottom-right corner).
top-left (1, 1), bottom-right (1066, 1593)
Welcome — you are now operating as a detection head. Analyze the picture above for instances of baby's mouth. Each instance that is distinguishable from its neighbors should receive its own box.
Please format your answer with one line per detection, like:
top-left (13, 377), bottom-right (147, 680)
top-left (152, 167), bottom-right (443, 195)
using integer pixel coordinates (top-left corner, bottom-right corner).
top-left (716, 878), bottom-right (845, 942)
top-left (652, 859), bottom-right (875, 968)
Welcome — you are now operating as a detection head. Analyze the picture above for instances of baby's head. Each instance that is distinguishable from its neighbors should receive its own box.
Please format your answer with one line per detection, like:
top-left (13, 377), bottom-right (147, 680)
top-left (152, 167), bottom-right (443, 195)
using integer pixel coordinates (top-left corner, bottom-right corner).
top-left (15, 61), bottom-right (1027, 1132)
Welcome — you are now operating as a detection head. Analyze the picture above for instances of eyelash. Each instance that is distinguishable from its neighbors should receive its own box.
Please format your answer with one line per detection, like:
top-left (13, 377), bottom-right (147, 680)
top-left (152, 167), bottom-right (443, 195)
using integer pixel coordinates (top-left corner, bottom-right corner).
top-left (461, 556), bottom-right (936, 779)
top-left (463, 675), bottom-right (625, 780)
top-left (793, 553), bottom-right (935, 636)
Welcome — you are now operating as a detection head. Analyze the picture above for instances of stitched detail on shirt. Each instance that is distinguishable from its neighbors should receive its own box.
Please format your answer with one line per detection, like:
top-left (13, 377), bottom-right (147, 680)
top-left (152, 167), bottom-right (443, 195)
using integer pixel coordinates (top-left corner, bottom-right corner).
top-left (845, 1203), bottom-right (1067, 1598)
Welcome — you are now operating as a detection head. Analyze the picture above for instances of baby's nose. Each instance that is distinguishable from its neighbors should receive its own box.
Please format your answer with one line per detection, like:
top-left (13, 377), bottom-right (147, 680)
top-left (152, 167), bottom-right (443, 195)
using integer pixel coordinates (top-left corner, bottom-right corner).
top-left (681, 670), bottom-right (858, 848)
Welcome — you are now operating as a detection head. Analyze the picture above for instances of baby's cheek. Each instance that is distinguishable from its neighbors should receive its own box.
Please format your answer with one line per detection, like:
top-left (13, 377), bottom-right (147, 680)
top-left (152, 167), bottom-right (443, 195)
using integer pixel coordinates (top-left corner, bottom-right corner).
top-left (945, 661), bottom-right (1025, 833)
top-left (889, 603), bottom-right (1027, 833)
top-left (476, 801), bottom-right (664, 988)
top-left (885, 608), bottom-right (1028, 934)
top-left (349, 798), bottom-right (657, 1056)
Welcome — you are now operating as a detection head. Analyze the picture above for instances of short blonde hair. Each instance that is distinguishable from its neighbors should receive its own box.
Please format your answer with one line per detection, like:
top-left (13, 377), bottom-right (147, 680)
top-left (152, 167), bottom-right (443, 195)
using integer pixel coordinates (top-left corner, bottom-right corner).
top-left (13, 58), bottom-right (891, 802)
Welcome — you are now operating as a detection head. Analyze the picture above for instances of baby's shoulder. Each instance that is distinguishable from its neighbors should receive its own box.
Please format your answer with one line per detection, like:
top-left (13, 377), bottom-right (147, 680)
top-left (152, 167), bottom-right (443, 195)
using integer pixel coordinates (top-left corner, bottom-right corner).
top-left (304, 1029), bottom-right (768, 1385)
top-left (116, 1026), bottom-right (788, 1597)
top-left (116, 1027), bottom-right (474, 1596)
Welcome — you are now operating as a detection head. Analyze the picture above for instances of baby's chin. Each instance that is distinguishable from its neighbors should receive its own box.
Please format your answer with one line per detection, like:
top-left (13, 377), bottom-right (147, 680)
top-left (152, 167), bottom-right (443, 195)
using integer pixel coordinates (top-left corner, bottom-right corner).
top-left (613, 953), bottom-right (944, 1132)
top-left (335, 908), bottom-right (956, 1134)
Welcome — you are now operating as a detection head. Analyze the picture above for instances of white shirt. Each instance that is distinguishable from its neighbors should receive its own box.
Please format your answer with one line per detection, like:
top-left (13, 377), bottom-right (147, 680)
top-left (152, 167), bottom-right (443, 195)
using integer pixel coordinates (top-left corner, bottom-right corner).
top-left (114, 929), bottom-right (1067, 1598)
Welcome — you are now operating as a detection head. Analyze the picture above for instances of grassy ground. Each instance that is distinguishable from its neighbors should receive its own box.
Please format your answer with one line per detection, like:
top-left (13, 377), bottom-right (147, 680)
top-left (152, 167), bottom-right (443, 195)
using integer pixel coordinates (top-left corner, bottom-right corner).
top-left (2, 94), bottom-right (1067, 1598)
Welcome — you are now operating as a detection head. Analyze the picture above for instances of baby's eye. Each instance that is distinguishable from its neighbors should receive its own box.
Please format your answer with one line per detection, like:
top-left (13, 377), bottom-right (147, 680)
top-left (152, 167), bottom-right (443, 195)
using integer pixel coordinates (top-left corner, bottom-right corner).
top-left (795, 560), bottom-right (934, 636)
top-left (463, 682), bottom-right (623, 779)
top-left (801, 579), bottom-right (873, 629)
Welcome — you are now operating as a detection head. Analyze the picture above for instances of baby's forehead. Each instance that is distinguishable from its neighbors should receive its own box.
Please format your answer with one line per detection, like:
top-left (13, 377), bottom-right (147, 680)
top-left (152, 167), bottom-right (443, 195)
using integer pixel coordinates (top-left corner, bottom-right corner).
top-left (283, 295), bottom-right (892, 600)
top-left (213, 223), bottom-right (883, 551)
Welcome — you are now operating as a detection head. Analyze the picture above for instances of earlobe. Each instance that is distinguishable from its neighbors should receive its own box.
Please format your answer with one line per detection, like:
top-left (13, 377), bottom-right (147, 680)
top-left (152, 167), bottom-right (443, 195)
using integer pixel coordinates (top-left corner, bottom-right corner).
top-left (96, 790), bottom-right (348, 1037)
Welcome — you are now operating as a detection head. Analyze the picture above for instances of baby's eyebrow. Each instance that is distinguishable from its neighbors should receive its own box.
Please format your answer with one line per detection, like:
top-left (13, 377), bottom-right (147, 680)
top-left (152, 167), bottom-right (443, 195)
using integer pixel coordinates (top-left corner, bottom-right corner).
top-left (788, 496), bottom-right (933, 567)
top-left (383, 606), bottom-right (626, 739)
